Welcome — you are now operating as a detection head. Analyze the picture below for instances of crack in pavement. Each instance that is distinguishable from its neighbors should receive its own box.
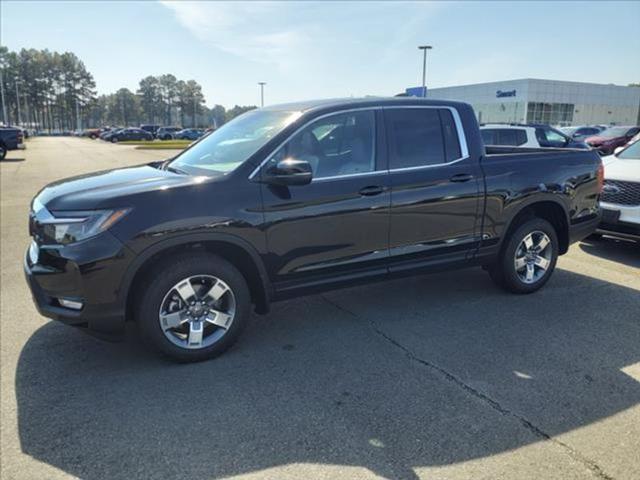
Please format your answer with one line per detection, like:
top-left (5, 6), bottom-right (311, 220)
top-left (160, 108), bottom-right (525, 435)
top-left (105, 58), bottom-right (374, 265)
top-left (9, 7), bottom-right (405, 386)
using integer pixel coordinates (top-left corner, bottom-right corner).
top-left (320, 295), bottom-right (614, 480)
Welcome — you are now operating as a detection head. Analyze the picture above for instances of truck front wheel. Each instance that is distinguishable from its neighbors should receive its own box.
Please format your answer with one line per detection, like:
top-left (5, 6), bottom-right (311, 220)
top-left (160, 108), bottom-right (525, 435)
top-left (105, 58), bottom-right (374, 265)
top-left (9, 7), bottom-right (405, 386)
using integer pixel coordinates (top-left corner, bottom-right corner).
top-left (488, 218), bottom-right (559, 294)
top-left (135, 253), bottom-right (251, 362)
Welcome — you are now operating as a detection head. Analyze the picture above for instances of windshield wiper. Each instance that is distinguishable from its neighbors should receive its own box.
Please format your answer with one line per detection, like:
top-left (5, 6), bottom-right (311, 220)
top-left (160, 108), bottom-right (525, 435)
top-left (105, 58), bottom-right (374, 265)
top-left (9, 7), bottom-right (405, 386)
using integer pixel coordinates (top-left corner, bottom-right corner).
top-left (164, 165), bottom-right (189, 175)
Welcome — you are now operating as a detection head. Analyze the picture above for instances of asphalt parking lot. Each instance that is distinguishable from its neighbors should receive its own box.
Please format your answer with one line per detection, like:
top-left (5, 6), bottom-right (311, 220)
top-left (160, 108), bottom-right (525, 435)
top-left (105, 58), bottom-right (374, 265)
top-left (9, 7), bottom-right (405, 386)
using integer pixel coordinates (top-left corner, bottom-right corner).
top-left (1, 137), bottom-right (639, 480)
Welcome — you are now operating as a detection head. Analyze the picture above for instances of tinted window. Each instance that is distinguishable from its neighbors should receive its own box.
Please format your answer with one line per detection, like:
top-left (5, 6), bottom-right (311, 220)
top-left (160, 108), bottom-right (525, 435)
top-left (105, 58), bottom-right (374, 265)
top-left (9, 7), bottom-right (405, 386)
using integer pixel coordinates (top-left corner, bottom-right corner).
top-left (273, 110), bottom-right (375, 179)
top-left (497, 129), bottom-right (527, 146)
top-left (439, 109), bottom-right (461, 161)
top-left (577, 127), bottom-right (598, 135)
top-left (481, 128), bottom-right (526, 146)
top-left (481, 129), bottom-right (496, 145)
top-left (387, 108), bottom-right (445, 168)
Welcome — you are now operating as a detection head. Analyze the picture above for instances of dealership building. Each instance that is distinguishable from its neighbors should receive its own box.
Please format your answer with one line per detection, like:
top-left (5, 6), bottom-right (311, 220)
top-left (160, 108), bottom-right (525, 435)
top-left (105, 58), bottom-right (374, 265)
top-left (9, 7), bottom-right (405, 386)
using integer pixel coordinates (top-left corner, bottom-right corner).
top-left (424, 79), bottom-right (640, 126)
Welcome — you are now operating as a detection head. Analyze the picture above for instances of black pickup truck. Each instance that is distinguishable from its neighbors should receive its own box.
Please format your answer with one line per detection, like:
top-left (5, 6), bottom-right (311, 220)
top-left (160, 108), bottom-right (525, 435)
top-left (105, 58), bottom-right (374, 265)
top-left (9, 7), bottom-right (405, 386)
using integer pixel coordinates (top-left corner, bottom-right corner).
top-left (0, 126), bottom-right (25, 159)
top-left (25, 98), bottom-right (602, 361)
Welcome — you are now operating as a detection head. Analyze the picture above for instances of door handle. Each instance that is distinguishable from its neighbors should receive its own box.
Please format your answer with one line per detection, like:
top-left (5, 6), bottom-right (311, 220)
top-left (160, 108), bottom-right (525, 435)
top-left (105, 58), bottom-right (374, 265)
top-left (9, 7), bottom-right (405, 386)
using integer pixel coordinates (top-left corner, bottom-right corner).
top-left (450, 173), bottom-right (474, 183)
top-left (359, 185), bottom-right (385, 196)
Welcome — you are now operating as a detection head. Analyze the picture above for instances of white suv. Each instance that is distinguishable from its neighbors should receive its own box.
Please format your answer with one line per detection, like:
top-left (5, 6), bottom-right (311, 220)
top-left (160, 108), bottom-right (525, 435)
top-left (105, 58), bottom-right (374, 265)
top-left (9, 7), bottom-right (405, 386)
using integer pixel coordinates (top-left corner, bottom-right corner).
top-left (480, 124), bottom-right (589, 149)
top-left (597, 138), bottom-right (640, 240)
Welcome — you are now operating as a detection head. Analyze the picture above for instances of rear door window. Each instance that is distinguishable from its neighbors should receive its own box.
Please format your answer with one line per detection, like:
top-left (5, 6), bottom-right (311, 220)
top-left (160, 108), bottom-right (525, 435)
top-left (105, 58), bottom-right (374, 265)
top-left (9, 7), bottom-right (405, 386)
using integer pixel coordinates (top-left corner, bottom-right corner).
top-left (481, 129), bottom-right (496, 145)
top-left (497, 129), bottom-right (527, 146)
top-left (386, 108), bottom-right (447, 168)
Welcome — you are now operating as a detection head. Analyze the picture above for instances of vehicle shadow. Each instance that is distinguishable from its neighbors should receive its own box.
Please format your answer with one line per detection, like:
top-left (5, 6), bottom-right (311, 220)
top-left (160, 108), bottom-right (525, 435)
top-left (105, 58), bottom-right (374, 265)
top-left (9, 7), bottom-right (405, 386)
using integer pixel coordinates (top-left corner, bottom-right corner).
top-left (580, 236), bottom-right (640, 268)
top-left (15, 268), bottom-right (640, 479)
top-left (1, 157), bottom-right (26, 162)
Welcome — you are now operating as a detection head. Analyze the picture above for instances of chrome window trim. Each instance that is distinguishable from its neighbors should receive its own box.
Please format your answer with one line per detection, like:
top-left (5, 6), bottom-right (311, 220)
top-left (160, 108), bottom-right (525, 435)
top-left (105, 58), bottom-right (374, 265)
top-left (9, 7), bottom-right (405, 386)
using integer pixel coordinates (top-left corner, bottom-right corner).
top-left (248, 104), bottom-right (470, 181)
top-left (388, 155), bottom-right (468, 173)
top-left (312, 170), bottom-right (387, 183)
top-left (383, 105), bottom-right (470, 172)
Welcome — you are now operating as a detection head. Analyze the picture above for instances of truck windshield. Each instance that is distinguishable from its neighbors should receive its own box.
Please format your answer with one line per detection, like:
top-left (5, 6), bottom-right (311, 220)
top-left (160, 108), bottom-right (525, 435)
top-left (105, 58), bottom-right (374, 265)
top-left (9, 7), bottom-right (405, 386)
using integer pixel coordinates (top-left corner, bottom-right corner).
top-left (618, 140), bottom-right (639, 160)
top-left (168, 110), bottom-right (301, 176)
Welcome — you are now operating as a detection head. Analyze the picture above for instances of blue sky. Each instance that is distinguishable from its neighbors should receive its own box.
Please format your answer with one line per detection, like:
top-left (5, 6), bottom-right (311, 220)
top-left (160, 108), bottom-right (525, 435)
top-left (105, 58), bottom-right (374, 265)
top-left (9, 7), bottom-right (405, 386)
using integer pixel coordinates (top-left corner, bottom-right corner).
top-left (2, 1), bottom-right (639, 108)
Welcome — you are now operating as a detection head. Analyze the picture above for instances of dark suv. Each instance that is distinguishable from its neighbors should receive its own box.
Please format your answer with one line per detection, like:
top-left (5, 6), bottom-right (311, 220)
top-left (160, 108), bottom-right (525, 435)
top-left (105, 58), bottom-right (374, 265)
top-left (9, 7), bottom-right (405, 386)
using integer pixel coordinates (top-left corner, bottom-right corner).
top-left (25, 98), bottom-right (601, 362)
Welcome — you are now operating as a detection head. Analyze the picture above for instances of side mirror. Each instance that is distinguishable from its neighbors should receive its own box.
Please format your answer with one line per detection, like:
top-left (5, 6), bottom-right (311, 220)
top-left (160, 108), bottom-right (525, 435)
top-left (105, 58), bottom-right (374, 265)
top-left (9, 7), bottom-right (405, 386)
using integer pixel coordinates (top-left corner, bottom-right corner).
top-left (614, 146), bottom-right (624, 155)
top-left (264, 158), bottom-right (313, 186)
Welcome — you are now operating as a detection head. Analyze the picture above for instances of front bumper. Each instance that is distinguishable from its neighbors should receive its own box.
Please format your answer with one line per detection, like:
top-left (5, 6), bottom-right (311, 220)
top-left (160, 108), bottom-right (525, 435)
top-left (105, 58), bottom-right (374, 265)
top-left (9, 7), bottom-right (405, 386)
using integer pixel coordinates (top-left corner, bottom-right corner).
top-left (597, 204), bottom-right (640, 240)
top-left (23, 232), bottom-right (134, 340)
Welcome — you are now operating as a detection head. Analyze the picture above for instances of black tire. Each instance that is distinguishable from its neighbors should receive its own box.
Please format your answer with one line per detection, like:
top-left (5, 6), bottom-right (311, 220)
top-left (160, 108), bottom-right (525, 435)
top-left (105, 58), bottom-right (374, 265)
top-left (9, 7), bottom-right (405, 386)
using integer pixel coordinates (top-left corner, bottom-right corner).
top-left (488, 217), bottom-right (559, 294)
top-left (135, 253), bottom-right (251, 362)
top-left (0, 145), bottom-right (6, 160)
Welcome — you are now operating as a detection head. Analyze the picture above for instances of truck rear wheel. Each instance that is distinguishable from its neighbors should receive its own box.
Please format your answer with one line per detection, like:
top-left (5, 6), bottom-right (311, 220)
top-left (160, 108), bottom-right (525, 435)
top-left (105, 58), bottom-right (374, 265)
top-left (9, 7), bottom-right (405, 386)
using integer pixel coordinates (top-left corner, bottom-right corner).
top-left (488, 218), bottom-right (558, 294)
top-left (0, 144), bottom-right (6, 160)
top-left (135, 253), bottom-right (251, 362)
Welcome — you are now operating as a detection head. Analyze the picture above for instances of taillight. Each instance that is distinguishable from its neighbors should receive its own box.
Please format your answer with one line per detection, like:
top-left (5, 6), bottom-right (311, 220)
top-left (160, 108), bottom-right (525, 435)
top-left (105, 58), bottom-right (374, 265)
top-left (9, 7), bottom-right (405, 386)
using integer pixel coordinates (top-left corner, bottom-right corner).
top-left (597, 161), bottom-right (604, 194)
top-left (17, 132), bottom-right (23, 142)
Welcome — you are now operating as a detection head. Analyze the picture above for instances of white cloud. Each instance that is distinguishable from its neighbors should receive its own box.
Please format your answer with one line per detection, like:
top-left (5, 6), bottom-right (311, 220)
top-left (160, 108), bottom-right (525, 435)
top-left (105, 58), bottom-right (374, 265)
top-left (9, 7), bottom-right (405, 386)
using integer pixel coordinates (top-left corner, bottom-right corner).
top-left (160, 1), bottom-right (443, 74)
top-left (160, 1), bottom-right (316, 72)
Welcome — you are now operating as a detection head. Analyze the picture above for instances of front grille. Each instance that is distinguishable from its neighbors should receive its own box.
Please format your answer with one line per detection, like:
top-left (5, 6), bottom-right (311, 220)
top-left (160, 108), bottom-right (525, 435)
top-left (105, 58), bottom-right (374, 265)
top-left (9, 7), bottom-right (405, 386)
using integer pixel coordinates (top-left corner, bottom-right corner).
top-left (601, 180), bottom-right (640, 206)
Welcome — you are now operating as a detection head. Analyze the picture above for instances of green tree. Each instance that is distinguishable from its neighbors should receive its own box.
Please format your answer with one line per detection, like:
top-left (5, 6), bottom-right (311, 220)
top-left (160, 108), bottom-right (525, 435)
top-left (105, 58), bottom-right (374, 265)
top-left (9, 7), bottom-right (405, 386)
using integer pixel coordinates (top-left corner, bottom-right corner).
top-left (137, 75), bottom-right (162, 124)
top-left (225, 105), bottom-right (257, 123)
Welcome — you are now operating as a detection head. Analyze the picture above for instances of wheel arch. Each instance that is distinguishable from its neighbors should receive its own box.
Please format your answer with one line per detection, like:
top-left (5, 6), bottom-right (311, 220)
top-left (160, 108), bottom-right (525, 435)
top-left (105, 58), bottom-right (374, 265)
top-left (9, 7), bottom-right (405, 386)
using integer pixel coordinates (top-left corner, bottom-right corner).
top-left (121, 234), bottom-right (272, 320)
top-left (501, 199), bottom-right (570, 255)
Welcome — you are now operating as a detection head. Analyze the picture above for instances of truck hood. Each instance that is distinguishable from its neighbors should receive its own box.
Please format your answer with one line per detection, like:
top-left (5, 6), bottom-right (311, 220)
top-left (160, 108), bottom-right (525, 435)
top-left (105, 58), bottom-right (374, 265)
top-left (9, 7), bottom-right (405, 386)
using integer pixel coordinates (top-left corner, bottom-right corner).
top-left (35, 163), bottom-right (199, 211)
top-left (602, 156), bottom-right (640, 183)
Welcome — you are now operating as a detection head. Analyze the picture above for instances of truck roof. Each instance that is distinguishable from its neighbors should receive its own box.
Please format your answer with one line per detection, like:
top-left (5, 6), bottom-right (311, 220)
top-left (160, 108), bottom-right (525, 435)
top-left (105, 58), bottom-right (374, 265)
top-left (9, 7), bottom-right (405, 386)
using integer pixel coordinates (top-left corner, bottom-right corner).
top-left (262, 97), bottom-right (472, 113)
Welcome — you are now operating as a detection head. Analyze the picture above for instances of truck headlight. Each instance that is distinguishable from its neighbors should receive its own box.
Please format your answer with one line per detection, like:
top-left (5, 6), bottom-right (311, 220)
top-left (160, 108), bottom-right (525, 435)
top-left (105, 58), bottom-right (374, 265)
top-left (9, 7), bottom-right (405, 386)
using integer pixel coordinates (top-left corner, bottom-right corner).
top-left (43, 208), bottom-right (130, 245)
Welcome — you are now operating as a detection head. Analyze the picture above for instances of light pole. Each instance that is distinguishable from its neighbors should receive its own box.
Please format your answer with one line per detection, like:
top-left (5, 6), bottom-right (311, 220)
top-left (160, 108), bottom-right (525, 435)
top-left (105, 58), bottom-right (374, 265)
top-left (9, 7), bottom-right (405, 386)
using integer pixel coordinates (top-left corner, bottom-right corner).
top-left (258, 82), bottom-right (266, 107)
top-left (418, 45), bottom-right (432, 98)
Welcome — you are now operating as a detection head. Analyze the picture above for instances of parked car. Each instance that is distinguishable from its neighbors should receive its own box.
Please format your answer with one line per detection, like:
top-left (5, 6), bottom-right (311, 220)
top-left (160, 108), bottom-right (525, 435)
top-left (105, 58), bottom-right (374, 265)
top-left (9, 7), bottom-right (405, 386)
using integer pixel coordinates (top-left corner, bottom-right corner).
top-left (596, 137), bottom-right (640, 241)
top-left (100, 128), bottom-right (123, 141)
top-left (0, 126), bottom-right (26, 159)
top-left (585, 126), bottom-right (640, 155)
top-left (109, 128), bottom-right (153, 142)
top-left (174, 128), bottom-right (205, 141)
top-left (480, 124), bottom-right (589, 149)
top-left (559, 125), bottom-right (605, 142)
top-left (140, 124), bottom-right (160, 138)
top-left (83, 128), bottom-right (101, 139)
top-left (25, 98), bottom-right (602, 362)
top-left (157, 126), bottom-right (182, 140)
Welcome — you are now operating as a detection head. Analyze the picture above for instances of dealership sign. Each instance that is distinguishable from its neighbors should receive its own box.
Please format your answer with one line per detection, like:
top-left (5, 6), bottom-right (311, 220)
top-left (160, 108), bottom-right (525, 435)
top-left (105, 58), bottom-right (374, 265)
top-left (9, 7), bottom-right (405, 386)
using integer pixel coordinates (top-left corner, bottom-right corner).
top-left (496, 89), bottom-right (517, 98)
top-left (406, 86), bottom-right (427, 97)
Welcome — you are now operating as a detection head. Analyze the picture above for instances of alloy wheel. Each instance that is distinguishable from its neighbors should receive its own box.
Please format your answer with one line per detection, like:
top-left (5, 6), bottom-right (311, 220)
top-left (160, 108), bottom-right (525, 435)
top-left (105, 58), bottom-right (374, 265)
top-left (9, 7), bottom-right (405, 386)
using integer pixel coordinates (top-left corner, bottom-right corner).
top-left (158, 275), bottom-right (236, 350)
top-left (514, 230), bottom-right (553, 284)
